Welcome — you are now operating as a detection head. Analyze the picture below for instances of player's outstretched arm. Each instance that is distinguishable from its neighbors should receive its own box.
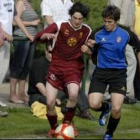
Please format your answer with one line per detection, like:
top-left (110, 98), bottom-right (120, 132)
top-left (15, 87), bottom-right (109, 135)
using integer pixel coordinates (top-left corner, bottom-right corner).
top-left (40, 33), bottom-right (55, 40)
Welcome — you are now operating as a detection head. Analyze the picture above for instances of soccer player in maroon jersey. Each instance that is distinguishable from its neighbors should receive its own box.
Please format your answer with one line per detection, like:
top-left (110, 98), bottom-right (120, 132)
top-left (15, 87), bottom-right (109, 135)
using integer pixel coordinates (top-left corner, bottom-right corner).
top-left (34, 2), bottom-right (95, 137)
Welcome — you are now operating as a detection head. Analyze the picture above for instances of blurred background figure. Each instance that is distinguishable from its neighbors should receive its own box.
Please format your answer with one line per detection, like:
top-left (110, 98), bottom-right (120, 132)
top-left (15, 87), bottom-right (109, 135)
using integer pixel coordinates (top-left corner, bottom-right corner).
top-left (41, 0), bottom-right (73, 28)
top-left (0, 22), bottom-right (8, 117)
top-left (0, 0), bottom-right (33, 115)
top-left (131, 0), bottom-right (140, 101)
top-left (9, 0), bottom-right (40, 104)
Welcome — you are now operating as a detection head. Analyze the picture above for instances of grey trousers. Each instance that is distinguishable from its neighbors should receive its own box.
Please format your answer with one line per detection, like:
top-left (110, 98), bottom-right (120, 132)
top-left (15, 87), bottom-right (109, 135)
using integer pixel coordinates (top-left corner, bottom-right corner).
top-left (0, 41), bottom-right (10, 84)
top-left (125, 44), bottom-right (136, 93)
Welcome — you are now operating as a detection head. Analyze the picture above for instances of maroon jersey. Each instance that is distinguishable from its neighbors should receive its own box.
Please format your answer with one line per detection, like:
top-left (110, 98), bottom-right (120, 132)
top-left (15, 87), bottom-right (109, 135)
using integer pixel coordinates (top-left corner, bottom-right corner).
top-left (35, 21), bottom-right (92, 73)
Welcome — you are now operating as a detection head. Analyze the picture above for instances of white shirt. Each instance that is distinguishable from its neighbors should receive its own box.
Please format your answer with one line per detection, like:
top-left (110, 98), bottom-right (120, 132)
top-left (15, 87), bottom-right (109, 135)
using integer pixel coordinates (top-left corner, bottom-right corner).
top-left (0, 0), bottom-right (14, 35)
top-left (41, 0), bottom-right (73, 28)
top-left (107, 0), bottom-right (135, 27)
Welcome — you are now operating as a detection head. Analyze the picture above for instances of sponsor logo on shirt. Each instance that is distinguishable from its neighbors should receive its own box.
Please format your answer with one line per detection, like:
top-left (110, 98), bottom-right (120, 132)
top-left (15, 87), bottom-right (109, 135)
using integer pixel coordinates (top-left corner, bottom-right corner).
top-left (79, 32), bottom-right (83, 38)
top-left (117, 37), bottom-right (121, 42)
top-left (121, 86), bottom-right (126, 91)
top-left (50, 74), bottom-right (56, 81)
top-left (4, 2), bottom-right (12, 12)
top-left (64, 29), bottom-right (69, 35)
top-left (101, 38), bottom-right (106, 42)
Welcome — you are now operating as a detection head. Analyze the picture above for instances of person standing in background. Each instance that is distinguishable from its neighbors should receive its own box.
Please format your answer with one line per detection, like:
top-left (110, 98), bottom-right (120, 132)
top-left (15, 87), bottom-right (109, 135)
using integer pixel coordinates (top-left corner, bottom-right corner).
top-left (41, 0), bottom-right (73, 28)
top-left (107, 0), bottom-right (137, 104)
top-left (9, 0), bottom-right (40, 104)
top-left (131, 0), bottom-right (140, 101)
top-left (0, 22), bottom-right (8, 117)
top-left (27, 47), bottom-right (63, 107)
top-left (40, 0), bottom-right (95, 120)
top-left (0, 0), bottom-right (33, 115)
top-left (131, 0), bottom-right (140, 41)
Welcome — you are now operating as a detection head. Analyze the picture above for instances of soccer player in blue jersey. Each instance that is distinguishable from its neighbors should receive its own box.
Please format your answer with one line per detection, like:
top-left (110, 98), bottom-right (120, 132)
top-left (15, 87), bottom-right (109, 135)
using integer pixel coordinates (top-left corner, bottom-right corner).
top-left (81, 5), bottom-right (140, 140)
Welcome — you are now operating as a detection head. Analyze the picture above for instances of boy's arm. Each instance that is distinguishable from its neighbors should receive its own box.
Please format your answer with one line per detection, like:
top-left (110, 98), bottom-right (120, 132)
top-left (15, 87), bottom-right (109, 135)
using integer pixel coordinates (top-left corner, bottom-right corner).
top-left (34, 23), bottom-right (57, 43)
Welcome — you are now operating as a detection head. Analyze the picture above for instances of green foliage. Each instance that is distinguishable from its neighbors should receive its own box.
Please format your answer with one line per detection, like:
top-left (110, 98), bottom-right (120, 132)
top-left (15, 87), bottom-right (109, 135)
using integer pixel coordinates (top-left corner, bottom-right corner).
top-left (31, 0), bottom-right (42, 18)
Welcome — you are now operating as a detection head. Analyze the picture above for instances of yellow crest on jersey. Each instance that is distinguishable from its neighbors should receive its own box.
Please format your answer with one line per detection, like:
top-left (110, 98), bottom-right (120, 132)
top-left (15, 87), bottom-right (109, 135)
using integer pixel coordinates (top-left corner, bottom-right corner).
top-left (67, 37), bottom-right (77, 47)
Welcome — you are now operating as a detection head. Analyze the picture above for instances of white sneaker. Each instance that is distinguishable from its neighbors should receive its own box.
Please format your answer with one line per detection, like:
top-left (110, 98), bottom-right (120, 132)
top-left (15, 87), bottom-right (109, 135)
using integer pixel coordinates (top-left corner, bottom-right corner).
top-left (0, 101), bottom-right (7, 107)
top-left (0, 110), bottom-right (8, 117)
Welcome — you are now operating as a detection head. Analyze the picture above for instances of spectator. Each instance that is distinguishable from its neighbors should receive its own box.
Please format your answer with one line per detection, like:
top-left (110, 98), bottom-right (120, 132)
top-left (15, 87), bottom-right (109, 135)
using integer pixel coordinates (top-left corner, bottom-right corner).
top-left (81, 5), bottom-right (140, 140)
top-left (9, 0), bottom-right (40, 104)
top-left (41, 0), bottom-right (73, 28)
top-left (0, 23), bottom-right (8, 117)
top-left (41, 0), bottom-right (94, 119)
top-left (34, 2), bottom-right (92, 138)
top-left (107, 0), bottom-right (137, 104)
top-left (0, 0), bottom-right (32, 116)
top-left (131, 0), bottom-right (140, 101)
top-left (28, 47), bottom-right (63, 106)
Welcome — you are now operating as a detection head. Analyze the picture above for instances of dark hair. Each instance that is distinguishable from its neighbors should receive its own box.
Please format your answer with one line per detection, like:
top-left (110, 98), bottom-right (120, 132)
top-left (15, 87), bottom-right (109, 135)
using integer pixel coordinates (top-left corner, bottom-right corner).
top-left (69, 2), bottom-right (90, 19)
top-left (102, 5), bottom-right (120, 21)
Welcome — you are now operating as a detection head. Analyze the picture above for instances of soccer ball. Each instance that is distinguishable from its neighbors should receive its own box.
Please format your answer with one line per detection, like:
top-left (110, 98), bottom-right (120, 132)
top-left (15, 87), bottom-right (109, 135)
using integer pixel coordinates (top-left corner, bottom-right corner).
top-left (55, 124), bottom-right (75, 139)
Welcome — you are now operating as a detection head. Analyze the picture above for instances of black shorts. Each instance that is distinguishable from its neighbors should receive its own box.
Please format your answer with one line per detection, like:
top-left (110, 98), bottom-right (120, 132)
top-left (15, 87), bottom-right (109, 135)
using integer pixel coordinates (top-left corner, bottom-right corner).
top-left (88, 68), bottom-right (127, 95)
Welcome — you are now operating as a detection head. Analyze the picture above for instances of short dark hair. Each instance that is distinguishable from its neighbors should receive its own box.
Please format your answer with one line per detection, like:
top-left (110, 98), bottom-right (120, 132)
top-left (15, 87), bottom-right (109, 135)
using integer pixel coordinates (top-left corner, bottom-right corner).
top-left (69, 2), bottom-right (90, 19)
top-left (102, 5), bottom-right (120, 21)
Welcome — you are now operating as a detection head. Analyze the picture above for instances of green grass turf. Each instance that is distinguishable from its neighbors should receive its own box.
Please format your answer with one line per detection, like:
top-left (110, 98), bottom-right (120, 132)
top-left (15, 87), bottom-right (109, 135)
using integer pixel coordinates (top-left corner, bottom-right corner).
top-left (0, 102), bottom-right (140, 139)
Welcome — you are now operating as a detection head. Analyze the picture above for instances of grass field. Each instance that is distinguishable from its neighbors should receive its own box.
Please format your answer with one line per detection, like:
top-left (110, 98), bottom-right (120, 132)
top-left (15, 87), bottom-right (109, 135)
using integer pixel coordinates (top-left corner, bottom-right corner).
top-left (0, 102), bottom-right (140, 139)
top-left (1, 0), bottom-right (139, 139)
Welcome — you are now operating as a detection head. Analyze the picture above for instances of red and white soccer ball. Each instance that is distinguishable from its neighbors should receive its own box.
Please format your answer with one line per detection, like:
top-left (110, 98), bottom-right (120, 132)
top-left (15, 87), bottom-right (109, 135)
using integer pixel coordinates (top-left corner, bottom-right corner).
top-left (55, 124), bottom-right (75, 139)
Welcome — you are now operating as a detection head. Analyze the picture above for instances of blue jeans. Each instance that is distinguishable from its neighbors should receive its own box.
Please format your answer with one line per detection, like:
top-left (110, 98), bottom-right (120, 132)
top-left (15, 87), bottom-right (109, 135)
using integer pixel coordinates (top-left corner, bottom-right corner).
top-left (10, 40), bottom-right (35, 80)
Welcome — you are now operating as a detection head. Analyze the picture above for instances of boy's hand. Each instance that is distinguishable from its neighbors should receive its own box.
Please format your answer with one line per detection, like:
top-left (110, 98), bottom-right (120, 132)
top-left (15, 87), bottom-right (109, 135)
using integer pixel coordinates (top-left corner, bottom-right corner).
top-left (86, 39), bottom-right (96, 48)
top-left (40, 33), bottom-right (55, 40)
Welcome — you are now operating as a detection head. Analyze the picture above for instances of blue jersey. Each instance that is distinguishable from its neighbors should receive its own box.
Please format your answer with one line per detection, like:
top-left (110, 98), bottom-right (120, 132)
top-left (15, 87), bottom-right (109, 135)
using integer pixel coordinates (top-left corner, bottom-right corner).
top-left (93, 25), bottom-right (140, 69)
